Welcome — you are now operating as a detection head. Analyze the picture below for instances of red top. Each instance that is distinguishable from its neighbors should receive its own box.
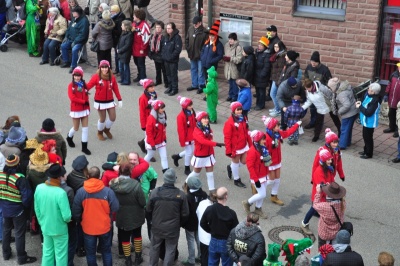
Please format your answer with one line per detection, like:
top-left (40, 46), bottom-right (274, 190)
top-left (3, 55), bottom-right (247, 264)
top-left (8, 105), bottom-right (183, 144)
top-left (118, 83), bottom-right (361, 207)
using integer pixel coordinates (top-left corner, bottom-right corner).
top-left (310, 164), bottom-right (335, 202)
top-left (312, 145), bottom-right (345, 180)
top-left (193, 126), bottom-right (216, 157)
top-left (265, 124), bottom-right (299, 166)
top-left (223, 116), bottom-right (251, 157)
top-left (132, 20), bottom-right (150, 57)
top-left (86, 74), bottom-right (122, 103)
top-left (139, 92), bottom-right (151, 129)
top-left (131, 158), bottom-right (150, 178)
top-left (102, 169), bottom-right (118, 187)
top-left (60, 0), bottom-right (70, 21)
top-left (68, 82), bottom-right (90, 112)
top-left (246, 145), bottom-right (269, 182)
top-left (145, 114), bottom-right (166, 146)
top-left (176, 110), bottom-right (196, 147)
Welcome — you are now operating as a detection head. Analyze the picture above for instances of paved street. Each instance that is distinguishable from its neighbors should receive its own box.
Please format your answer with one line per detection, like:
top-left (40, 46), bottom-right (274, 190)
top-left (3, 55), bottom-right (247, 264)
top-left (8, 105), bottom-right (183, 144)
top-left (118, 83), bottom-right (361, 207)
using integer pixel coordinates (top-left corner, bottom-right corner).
top-left (1, 4), bottom-right (400, 264)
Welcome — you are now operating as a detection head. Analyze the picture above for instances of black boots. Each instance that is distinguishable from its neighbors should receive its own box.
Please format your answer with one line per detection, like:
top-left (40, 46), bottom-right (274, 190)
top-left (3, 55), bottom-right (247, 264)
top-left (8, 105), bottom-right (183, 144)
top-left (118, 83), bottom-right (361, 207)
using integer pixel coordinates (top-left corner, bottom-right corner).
top-left (135, 252), bottom-right (143, 265)
top-left (138, 139), bottom-right (146, 153)
top-left (66, 135), bottom-right (75, 147)
top-left (184, 166), bottom-right (191, 175)
top-left (171, 154), bottom-right (181, 167)
top-left (162, 168), bottom-right (169, 173)
top-left (81, 142), bottom-right (91, 155)
top-left (234, 178), bottom-right (247, 188)
top-left (125, 255), bottom-right (133, 266)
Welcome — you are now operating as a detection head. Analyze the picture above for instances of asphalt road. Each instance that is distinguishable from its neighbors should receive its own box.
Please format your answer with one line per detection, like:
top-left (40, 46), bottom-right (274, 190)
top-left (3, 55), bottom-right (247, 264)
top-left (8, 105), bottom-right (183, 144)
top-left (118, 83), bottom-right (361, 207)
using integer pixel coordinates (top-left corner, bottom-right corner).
top-left (0, 43), bottom-right (399, 265)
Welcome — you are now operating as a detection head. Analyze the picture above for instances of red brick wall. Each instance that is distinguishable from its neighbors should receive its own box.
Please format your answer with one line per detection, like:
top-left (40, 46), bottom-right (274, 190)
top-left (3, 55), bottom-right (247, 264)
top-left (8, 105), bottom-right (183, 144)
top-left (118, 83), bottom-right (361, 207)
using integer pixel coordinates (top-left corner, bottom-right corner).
top-left (169, 0), bottom-right (187, 47)
top-left (201, 0), bottom-right (382, 84)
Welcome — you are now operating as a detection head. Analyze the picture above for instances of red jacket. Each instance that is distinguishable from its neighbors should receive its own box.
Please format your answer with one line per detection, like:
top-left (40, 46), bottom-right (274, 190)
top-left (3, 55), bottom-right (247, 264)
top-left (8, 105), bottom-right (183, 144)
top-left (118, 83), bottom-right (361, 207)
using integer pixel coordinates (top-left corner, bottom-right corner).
top-left (246, 145), bottom-right (269, 182)
top-left (132, 20), bottom-right (150, 57)
top-left (145, 114), bottom-right (166, 146)
top-left (176, 110), bottom-right (196, 147)
top-left (68, 82), bottom-right (90, 112)
top-left (139, 92), bottom-right (151, 129)
top-left (131, 158), bottom-right (149, 178)
top-left (193, 126), bottom-right (216, 157)
top-left (265, 124), bottom-right (299, 166)
top-left (312, 145), bottom-right (345, 180)
top-left (223, 116), bottom-right (251, 157)
top-left (102, 169), bottom-right (118, 187)
top-left (86, 74), bottom-right (122, 103)
top-left (311, 164), bottom-right (335, 202)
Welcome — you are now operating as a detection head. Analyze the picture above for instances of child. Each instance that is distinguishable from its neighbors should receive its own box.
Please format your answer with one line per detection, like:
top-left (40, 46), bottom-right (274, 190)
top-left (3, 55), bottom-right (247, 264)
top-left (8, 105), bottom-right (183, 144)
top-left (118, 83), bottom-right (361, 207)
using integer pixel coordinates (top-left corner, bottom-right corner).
top-left (262, 116), bottom-right (300, 206)
top-left (117, 20), bottom-right (133, 85)
top-left (283, 95), bottom-right (305, 145)
top-left (42, 139), bottom-right (62, 166)
top-left (236, 79), bottom-right (252, 117)
top-left (203, 66), bottom-right (219, 124)
top-left (171, 96), bottom-right (196, 175)
top-left (144, 100), bottom-right (168, 172)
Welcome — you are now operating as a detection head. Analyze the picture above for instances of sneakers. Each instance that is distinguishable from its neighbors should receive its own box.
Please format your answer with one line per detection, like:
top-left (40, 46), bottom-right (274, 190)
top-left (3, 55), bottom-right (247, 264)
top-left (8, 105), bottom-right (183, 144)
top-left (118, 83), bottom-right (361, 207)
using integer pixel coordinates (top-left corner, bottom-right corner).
top-left (270, 195), bottom-right (284, 206)
top-left (234, 178), bottom-right (247, 188)
top-left (269, 110), bottom-right (281, 117)
top-left (301, 221), bottom-right (313, 235)
top-left (254, 207), bottom-right (268, 219)
top-left (227, 165), bottom-right (232, 179)
top-left (242, 200), bottom-right (251, 214)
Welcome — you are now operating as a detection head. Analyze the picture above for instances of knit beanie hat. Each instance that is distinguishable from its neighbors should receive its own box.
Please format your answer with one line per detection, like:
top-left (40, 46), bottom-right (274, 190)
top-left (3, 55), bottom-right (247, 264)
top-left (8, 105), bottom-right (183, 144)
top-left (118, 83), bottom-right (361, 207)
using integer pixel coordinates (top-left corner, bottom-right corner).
top-left (250, 130), bottom-right (264, 142)
top-left (73, 66), bottom-right (84, 76)
top-left (310, 51), bottom-right (320, 63)
top-left (319, 149), bottom-right (333, 162)
top-left (107, 152), bottom-right (118, 163)
top-left (6, 154), bottom-right (20, 167)
top-left (286, 50), bottom-right (299, 61)
top-left (163, 168), bottom-right (176, 184)
top-left (196, 111), bottom-right (208, 122)
top-left (99, 3), bottom-right (110, 11)
top-left (72, 155), bottom-right (89, 171)
top-left (42, 118), bottom-right (55, 132)
top-left (187, 175), bottom-right (202, 190)
top-left (140, 79), bottom-right (155, 89)
top-left (243, 46), bottom-right (254, 55)
top-left (99, 60), bottom-right (110, 68)
top-left (177, 96), bottom-right (192, 109)
top-left (325, 128), bottom-right (338, 144)
top-left (230, 101), bottom-right (242, 113)
top-left (287, 76), bottom-right (297, 87)
top-left (333, 230), bottom-right (350, 245)
top-left (262, 115), bottom-right (278, 130)
top-left (327, 77), bottom-right (340, 92)
top-left (6, 126), bottom-right (26, 144)
top-left (151, 100), bottom-right (165, 111)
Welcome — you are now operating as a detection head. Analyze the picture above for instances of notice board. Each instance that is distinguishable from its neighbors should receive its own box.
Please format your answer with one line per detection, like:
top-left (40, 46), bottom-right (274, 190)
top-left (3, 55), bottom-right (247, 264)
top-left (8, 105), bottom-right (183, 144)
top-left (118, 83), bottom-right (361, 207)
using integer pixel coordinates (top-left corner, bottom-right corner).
top-left (219, 13), bottom-right (253, 48)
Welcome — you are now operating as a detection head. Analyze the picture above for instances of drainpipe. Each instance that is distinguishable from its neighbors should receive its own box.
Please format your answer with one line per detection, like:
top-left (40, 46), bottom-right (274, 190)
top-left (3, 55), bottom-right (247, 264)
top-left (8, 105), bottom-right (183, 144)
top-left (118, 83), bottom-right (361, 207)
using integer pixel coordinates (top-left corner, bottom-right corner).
top-left (207, 0), bottom-right (213, 28)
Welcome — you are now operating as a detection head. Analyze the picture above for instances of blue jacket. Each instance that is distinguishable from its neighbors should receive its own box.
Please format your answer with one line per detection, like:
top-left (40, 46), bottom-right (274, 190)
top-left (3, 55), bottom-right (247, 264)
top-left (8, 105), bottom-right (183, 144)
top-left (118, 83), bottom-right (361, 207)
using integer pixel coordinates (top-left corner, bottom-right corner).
top-left (65, 15), bottom-right (90, 45)
top-left (238, 86), bottom-right (252, 111)
top-left (200, 39), bottom-right (224, 70)
top-left (359, 93), bottom-right (381, 128)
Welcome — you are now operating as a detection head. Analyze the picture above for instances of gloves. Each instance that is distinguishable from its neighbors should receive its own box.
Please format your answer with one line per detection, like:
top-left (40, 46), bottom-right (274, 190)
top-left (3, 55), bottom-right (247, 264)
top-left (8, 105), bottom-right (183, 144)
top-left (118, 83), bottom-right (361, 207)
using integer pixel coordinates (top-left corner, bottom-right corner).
top-left (216, 142), bottom-right (225, 147)
top-left (340, 177), bottom-right (345, 182)
top-left (255, 181), bottom-right (261, 188)
top-left (84, 101), bottom-right (89, 106)
top-left (118, 101), bottom-right (123, 108)
top-left (141, 128), bottom-right (146, 131)
top-left (296, 121), bottom-right (302, 125)
top-left (383, 95), bottom-right (388, 102)
top-left (151, 146), bottom-right (156, 151)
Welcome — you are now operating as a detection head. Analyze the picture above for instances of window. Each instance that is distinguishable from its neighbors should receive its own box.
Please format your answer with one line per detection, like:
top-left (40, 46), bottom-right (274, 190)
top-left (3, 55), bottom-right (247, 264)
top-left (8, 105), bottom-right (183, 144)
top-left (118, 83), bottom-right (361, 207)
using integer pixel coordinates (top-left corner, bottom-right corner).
top-left (294, 0), bottom-right (347, 20)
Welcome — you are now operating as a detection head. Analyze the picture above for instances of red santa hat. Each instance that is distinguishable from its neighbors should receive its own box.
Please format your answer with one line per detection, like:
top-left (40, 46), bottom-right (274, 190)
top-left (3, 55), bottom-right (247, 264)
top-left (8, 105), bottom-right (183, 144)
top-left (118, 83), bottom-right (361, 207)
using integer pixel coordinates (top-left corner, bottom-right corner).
top-left (196, 111), bottom-right (208, 122)
top-left (262, 115), bottom-right (278, 130)
top-left (98, 60), bottom-right (110, 68)
top-left (250, 130), bottom-right (265, 142)
top-left (177, 96), bottom-right (192, 109)
top-left (325, 128), bottom-right (338, 144)
top-left (319, 149), bottom-right (333, 163)
top-left (230, 101), bottom-right (242, 113)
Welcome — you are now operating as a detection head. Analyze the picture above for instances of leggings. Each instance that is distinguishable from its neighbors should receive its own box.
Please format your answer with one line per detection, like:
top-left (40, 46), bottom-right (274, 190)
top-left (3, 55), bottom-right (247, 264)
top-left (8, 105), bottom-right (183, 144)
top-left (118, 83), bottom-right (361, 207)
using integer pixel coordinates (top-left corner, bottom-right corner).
top-left (179, 144), bottom-right (194, 166)
top-left (248, 182), bottom-right (267, 208)
top-left (145, 146), bottom-right (168, 169)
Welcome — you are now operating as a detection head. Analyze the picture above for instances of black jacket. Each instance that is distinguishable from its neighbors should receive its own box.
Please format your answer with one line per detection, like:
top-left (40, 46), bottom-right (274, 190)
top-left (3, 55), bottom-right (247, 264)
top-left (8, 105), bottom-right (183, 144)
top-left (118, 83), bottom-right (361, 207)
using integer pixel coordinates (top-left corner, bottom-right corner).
top-left (304, 63), bottom-right (332, 85)
top-left (322, 246), bottom-right (364, 266)
top-left (117, 31), bottom-right (133, 63)
top-left (240, 54), bottom-right (255, 85)
top-left (253, 49), bottom-right (271, 88)
top-left (277, 60), bottom-right (300, 86)
top-left (186, 25), bottom-right (208, 60)
top-left (277, 79), bottom-right (306, 108)
top-left (112, 12), bottom-right (126, 47)
top-left (148, 33), bottom-right (165, 63)
top-left (183, 188), bottom-right (208, 232)
top-left (161, 29), bottom-right (182, 63)
top-left (66, 170), bottom-right (87, 193)
top-left (227, 222), bottom-right (266, 265)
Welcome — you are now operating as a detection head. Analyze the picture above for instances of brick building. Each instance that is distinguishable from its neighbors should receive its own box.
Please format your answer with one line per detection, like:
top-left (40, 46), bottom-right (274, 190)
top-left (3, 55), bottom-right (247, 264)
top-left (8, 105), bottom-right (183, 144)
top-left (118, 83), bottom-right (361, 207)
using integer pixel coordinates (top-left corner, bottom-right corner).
top-left (167, 0), bottom-right (400, 86)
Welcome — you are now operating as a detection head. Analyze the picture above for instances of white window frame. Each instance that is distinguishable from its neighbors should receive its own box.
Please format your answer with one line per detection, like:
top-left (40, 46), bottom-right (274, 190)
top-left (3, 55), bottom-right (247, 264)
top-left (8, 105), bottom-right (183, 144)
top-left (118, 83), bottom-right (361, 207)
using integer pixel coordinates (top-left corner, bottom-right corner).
top-left (295, 0), bottom-right (346, 19)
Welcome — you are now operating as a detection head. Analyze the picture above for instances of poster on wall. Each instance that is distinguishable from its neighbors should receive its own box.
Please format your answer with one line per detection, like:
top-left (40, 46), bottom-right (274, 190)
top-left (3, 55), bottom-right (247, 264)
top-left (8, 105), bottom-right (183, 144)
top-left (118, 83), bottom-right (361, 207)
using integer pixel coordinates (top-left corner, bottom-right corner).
top-left (219, 13), bottom-right (253, 48)
top-left (390, 22), bottom-right (400, 60)
top-left (388, 0), bottom-right (400, 7)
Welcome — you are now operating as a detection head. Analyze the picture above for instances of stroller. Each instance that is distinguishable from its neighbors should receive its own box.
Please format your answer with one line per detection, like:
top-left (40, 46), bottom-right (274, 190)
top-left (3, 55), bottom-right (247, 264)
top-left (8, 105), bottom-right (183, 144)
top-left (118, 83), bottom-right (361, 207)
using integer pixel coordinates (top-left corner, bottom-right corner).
top-left (0, 20), bottom-right (26, 52)
top-left (352, 78), bottom-right (380, 101)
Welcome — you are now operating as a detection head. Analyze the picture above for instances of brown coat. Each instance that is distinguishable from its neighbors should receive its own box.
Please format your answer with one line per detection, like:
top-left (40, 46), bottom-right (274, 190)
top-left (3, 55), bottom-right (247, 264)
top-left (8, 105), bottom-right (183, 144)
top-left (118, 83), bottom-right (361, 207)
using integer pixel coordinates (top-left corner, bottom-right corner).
top-left (223, 41), bottom-right (243, 80)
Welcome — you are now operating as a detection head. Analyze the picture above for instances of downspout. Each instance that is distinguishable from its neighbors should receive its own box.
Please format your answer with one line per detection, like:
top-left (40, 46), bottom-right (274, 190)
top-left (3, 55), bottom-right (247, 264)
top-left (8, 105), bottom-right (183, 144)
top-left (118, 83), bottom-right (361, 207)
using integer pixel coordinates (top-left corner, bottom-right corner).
top-left (207, 0), bottom-right (213, 28)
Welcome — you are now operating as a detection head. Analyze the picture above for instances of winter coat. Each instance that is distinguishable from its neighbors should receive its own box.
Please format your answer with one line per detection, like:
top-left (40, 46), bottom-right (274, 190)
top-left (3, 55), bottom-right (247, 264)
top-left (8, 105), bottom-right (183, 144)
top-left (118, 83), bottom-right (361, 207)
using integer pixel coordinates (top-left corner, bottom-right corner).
top-left (65, 15), bottom-right (90, 45)
top-left (240, 54), bottom-right (255, 85)
top-left (139, 92), bottom-right (153, 129)
top-left (92, 18), bottom-right (115, 51)
top-left (0, 142), bottom-right (21, 158)
top-left (117, 31), bottom-right (133, 63)
top-left (302, 83), bottom-right (330, 115)
top-left (132, 19), bottom-right (150, 57)
top-left (183, 188), bottom-right (208, 232)
top-left (323, 246), bottom-right (364, 266)
top-left (34, 182), bottom-right (71, 236)
top-left (111, 12), bottom-right (126, 47)
top-left (304, 63), bottom-right (332, 85)
top-left (223, 115), bottom-right (251, 157)
top-left (284, 101), bottom-right (306, 127)
top-left (267, 35), bottom-right (280, 53)
top-left (276, 79), bottom-right (305, 109)
top-left (265, 124), bottom-right (299, 166)
top-left (146, 183), bottom-right (189, 238)
top-left (185, 25), bottom-right (208, 60)
top-left (253, 48), bottom-right (271, 88)
top-left (223, 41), bottom-right (243, 80)
top-left (176, 110), bottom-right (196, 147)
top-left (193, 126), bottom-right (217, 157)
top-left (200, 38), bottom-right (224, 70)
top-left (312, 145), bottom-right (345, 180)
top-left (277, 60), bottom-right (299, 86)
top-left (86, 74), bottom-right (122, 103)
top-left (66, 170), bottom-right (87, 193)
top-left (310, 164), bottom-right (335, 202)
top-left (227, 221), bottom-right (266, 265)
top-left (148, 32), bottom-right (165, 63)
top-left (35, 131), bottom-right (67, 163)
top-left (136, 0), bottom-right (150, 8)
top-left (111, 0), bottom-right (132, 20)
top-left (200, 202), bottom-right (239, 239)
top-left (270, 50), bottom-right (286, 83)
top-left (161, 28), bottom-right (182, 63)
top-left (68, 82), bottom-right (90, 112)
top-left (44, 14), bottom-right (68, 42)
top-left (359, 93), bottom-right (381, 128)
top-left (89, 0), bottom-right (108, 24)
top-left (73, 178), bottom-right (119, 235)
top-left (26, 163), bottom-right (51, 192)
top-left (101, 164), bottom-right (118, 187)
top-left (145, 112), bottom-right (167, 146)
top-left (0, 172), bottom-right (32, 217)
top-left (335, 81), bottom-right (358, 119)
top-left (246, 145), bottom-right (269, 182)
top-left (238, 86), bottom-right (252, 111)
top-left (385, 70), bottom-right (400, 109)
top-left (110, 177), bottom-right (146, 231)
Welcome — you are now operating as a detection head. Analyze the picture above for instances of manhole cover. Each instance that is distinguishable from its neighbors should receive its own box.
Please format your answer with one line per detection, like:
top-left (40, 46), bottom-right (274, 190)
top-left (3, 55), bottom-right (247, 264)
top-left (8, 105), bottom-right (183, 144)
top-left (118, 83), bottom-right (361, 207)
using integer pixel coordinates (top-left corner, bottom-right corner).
top-left (268, 226), bottom-right (316, 244)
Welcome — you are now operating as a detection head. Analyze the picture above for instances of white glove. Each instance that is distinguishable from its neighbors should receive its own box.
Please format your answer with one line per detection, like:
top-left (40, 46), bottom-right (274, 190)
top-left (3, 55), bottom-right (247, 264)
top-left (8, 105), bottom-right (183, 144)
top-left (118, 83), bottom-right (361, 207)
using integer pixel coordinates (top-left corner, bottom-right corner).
top-left (185, 141), bottom-right (189, 145)
top-left (296, 121), bottom-right (302, 125)
top-left (118, 101), bottom-right (123, 108)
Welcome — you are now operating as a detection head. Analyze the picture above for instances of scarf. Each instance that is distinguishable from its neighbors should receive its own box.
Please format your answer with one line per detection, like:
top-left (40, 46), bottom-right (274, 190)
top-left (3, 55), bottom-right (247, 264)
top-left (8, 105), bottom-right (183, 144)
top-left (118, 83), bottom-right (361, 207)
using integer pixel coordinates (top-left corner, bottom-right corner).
top-left (310, 83), bottom-right (317, 94)
top-left (151, 110), bottom-right (166, 125)
top-left (266, 129), bottom-right (281, 148)
top-left (197, 122), bottom-right (211, 137)
top-left (73, 80), bottom-right (85, 92)
top-left (233, 114), bottom-right (244, 123)
top-left (330, 91), bottom-right (338, 115)
top-left (47, 15), bottom-right (56, 35)
top-left (269, 49), bottom-right (284, 62)
top-left (332, 244), bottom-right (348, 253)
top-left (45, 178), bottom-right (61, 187)
top-left (145, 90), bottom-right (157, 100)
top-left (254, 142), bottom-right (272, 166)
top-left (319, 161), bottom-right (335, 173)
top-left (150, 33), bottom-right (162, 53)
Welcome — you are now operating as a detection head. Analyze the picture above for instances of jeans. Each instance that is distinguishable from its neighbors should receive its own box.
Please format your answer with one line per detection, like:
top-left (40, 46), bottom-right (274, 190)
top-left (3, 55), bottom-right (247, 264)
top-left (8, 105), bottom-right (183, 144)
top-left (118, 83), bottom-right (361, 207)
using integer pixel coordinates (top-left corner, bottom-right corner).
top-left (134, 56), bottom-right (147, 80)
top-left (119, 62), bottom-right (131, 84)
top-left (155, 60), bottom-right (168, 86)
top-left (68, 222), bottom-right (77, 266)
top-left (270, 81), bottom-right (280, 112)
top-left (0, 13), bottom-right (6, 39)
top-left (42, 38), bottom-right (61, 63)
top-left (165, 61), bottom-right (179, 91)
top-left (61, 41), bottom-right (83, 68)
top-left (397, 136), bottom-right (400, 159)
top-left (185, 230), bottom-right (200, 264)
top-left (42, 234), bottom-right (68, 266)
top-left (190, 59), bottom-right (205, 88)
top-left (362, 126), bottom-right (375, 157)
top-left (2, 211), bottom-right (27, 263)
top-left (339, 114), bottom-right (357, 149)
top-left (303, 206), bottom-right (318, 224)
top-left (84, 230), bottom-right (112, 266)
top-left (255, 86), bottom-right (266, 108)
top-left (228, 79), bottom-right (238, 100)
top-left (149, 234), bottom-right (179, 266)
top-left (208, 237), bottom-right (231, 266)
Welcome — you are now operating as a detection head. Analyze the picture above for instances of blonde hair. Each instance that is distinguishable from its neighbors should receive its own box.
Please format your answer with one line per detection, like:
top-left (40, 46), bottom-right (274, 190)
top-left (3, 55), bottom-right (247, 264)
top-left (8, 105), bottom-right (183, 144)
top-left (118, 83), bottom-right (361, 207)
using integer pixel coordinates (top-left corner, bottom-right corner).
top-left (378, 251), bottom-right (395, 266)
top-left (117, 152), bottom-right (129, 165)
top-left (122, 20), bottom-right (132, 32)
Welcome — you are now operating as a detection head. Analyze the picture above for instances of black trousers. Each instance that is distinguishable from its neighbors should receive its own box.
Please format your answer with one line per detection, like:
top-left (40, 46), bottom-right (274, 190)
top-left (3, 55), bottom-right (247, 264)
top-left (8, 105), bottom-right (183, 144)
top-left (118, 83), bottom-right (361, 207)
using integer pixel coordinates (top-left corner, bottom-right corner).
top-left (255, 86), bottom-right (267, 108)
top-left (329, 111), bottom-right (342, 136)
top-left (314, 113), bottom-right (325, 138)
top-left (200, 242), bottom-right (209, 266)
top-left (388, 107), bottom-right (398, 131)
top-left (165, 61), bottom-right (178, 92)
top-left (362, 126), bottom-right (375, 157)
top-left (154, 61), bottom-right (168, 86)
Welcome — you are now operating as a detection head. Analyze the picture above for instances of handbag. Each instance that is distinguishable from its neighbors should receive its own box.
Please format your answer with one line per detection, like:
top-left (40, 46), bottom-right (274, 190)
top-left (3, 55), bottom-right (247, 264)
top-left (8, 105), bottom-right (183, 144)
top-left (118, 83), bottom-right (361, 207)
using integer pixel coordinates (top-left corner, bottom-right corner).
top-left (331, 205), bottom-right (353, 236)
top-left (90, 39), bottom-right (99, 52)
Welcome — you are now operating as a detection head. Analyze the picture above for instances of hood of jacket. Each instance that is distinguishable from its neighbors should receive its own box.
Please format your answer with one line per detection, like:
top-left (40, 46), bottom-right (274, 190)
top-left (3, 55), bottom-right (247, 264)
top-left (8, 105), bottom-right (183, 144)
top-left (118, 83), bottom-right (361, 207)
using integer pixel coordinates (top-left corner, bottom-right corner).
top-left (234, 221), bottom-right (261, 240)
top-left (84, 178), bottom-right (105, 193)
top-left (109, 177), bottom-right (137, 194)
top-left (336, 80), bottom-right (351, 94)
top-left (99, 19), bottom-right (115, 30)
top-left (165, 28), bottom-right (180, 40)
top-left (102, 162), bottom-right (116, 171)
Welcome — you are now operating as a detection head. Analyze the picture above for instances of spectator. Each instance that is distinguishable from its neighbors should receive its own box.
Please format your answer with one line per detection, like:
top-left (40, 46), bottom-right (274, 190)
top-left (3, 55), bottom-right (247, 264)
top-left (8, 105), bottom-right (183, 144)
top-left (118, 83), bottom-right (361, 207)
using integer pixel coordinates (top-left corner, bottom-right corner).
top-left (0, 126), bottom-right (26, 158)
top-left (111, 5), bottom-right (126, 75)
top-left (147, 168), bottom-right (189, 266)
top-left (18, 138), bottom-right (39, 176)
top-left (60, 6), bottom-right (90, 73)
top-left (40, 7), bottom-right (67, 66)
top-left (101, 152), bottom-right (128, 186)
top-left (117, 20), bottom-right (133, 85)
top-left (149, 21), bottom-right (168, 88)
top-left (186, 16), bottom-right (208, 93)
top-left (72, 166), bottom-right (119, 266)
top-left (223, 32), bottom-right (243, 102)
top-left (269, 40), bottom-right (287, 114)
top-left (383, 62), bottom-right (400, 138)
top-left (66, 155), bottom-right (89, 193)
top-left (254, 36), bottom-right (271, 111)
top-left (131, 9), bottom-right (150, 83)
top-left (34, 164), bottom-right (71, 265)
top-left (200, 187), bottom-right (239, 266)
top-left (67, 0), bottom-right (79, 22)
top-left (92, 10), bottom-right (115, 66)
top-left (392, 101), bottom-right (400, 163)
top-left (322, 230), bottom-right (364, 266)
top-left (240, 46), bottom-right (255, 87)
top-left (278, 77), bottom-right (306, 129)
top-left (356, 82), bottom-right (382, 159)
top-left (378, 251), bottom-right (395, 266)
top-left (227, 213), bottom-right (266, 265)
top-left (236, 79), bottom-right (252, 117)
top-left (114, 0), bottom-right (132, 20)
top-left (88, 0), bottom-right (105, 28)
top-left (265, 25), bottom-right (280, 53)
top-left (277, 50), bottom-right (299, 86)
top-left (1, 115), bottom-right (21, 145)
top-left (162, 22), bottom-right (182, 96)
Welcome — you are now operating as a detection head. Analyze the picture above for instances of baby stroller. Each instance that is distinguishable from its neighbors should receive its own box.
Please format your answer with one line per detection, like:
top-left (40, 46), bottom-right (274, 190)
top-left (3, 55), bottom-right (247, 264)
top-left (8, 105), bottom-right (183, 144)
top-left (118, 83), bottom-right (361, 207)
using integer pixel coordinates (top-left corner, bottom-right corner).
top-left (0, 20), bottom-right (26, 52)
top-left (352, 78), bottom-right (380, 101)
